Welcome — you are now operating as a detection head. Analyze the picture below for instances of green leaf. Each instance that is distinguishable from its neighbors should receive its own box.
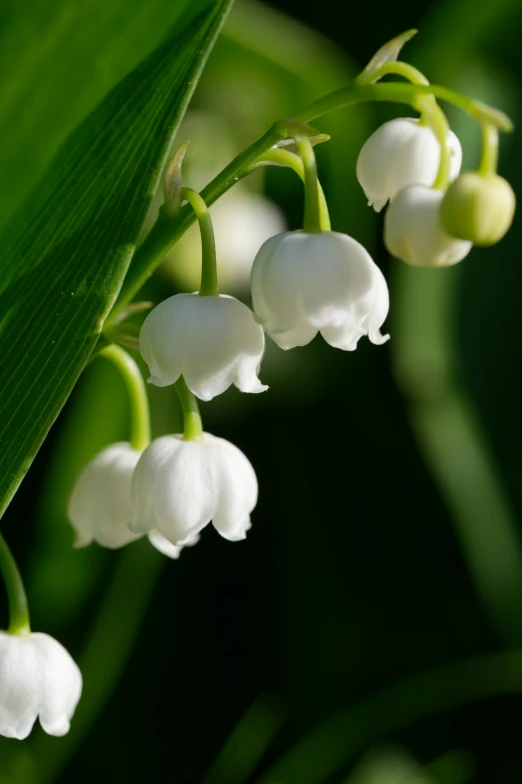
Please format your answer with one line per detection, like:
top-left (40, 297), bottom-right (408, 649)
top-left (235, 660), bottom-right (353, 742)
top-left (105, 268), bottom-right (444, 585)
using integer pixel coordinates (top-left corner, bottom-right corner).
top-left (0, 0), bottom-right (233, 518)
top-left (0, 0), bottom-right (209, 232)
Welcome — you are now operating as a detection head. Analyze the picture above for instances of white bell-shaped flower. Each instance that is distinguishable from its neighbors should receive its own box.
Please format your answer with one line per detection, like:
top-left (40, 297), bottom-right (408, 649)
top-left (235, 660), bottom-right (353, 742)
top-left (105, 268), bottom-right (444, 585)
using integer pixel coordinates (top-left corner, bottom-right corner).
top-left (356, 118), bottom-right (462, 212)
top-left (130, 434), bottom-right (257, 546)
top-left (139, 293), bottom-right (267, 401)
top-left (0, 631), bottom-right (82, 739)
top-left (68, 442), bottom-right (142, 549)
top-left (67, 443), bottom-right (198, 559)
top-left (384, 185), bottom-right (473, 267)
top-left (250, 230), bottom-right (389, 351)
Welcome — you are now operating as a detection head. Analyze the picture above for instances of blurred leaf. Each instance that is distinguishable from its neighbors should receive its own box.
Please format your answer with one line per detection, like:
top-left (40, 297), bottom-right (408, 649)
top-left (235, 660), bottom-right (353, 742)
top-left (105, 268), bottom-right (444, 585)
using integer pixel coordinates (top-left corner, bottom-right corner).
top-left (390, 11), bottom-right (522, 646)
top-left (0, 0), bottom-right (233, 519)
top-left (411, 0), bottom-right (522, 78)
top-left (201, 694), bottom-right (287, 784)
top-left (347, 745), bottom-right (438, 784)
top-left (425, 749), bottom-right (476, 784)
top-left (220, 0), bottom-right (374, 245)
top-left (254, 648), bottom-right (522, 784)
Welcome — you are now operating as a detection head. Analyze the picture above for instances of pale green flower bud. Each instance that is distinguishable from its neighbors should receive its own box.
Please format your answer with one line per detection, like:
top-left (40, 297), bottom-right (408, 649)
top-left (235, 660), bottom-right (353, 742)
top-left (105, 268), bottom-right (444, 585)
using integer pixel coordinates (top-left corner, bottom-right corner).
top-left (440, 172), bottom-right (516, 246)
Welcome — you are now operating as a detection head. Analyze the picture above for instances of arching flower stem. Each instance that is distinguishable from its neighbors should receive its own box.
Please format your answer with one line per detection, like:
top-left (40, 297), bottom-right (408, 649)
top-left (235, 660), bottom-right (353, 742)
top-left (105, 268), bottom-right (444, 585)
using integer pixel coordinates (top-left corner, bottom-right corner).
top-left (175, 376), bottom-right (204, 441)
top-left (261, 148), bottom-right (331, 230)
top-left (99, 345), bottom-right (150, 451)
top-left (111, 80), bottom-right (512, 318)
top-left (359, 59), bottom-right (430, 87)
top-left (180, 187), bottom-right (219, 297)
top-left (0, 533), bottom-right (31, 636)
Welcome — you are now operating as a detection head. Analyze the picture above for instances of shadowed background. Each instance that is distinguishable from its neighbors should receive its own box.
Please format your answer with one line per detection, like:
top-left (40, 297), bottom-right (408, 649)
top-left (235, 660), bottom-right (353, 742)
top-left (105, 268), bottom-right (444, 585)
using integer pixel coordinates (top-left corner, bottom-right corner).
top-left (1, 0), bottom-right (522, 781)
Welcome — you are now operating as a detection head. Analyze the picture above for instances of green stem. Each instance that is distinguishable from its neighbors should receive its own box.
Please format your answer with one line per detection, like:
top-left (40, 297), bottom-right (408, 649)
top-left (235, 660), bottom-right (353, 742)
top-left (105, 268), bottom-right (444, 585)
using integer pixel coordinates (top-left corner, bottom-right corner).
top-left (364, 60), bottom-right (430, 86)
top-left (0, 533), bottom-right (30, 635)
top-left (296, 137), bottom-right (322, 233)
top-left (175, 377), bottom-right (203, 441)
top-left (261, 148), bottom-right (331, 230)
top-left (181, 187), bottom-right (219, 297)
top-left (417, 95), bottom-right (452, 189)
top-left (478, 124), bottom-right (499, 176)
top-left (99, 345), bottom-right (150, 451)
top-left (110, 82), bottom-right (511, 319)
top-left (294, 81), bottom-right (513, 129)
top-left (254, 648), bottom-right (522, 784)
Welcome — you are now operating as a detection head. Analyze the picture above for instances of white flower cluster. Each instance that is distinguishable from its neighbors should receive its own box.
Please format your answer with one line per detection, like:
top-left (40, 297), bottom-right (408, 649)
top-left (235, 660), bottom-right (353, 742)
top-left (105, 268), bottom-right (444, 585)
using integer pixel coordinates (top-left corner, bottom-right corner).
top-left (68, 144), bottom-right (397, 562)
top-left (356, 116), bottom-right (472, 266)
top-left (24, 105), bottom-right (507, 744)
top-left (67, 112), bottom-right (480, 563)
top-left (68, 436), bottom-right (257, 555)
top-left (72, 111), bottom-right (510, 568)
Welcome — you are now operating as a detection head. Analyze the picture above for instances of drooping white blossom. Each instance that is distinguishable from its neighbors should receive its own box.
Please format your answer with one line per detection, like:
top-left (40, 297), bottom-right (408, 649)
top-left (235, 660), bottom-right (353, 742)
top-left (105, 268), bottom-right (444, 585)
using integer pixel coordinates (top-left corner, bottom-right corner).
top-left (384, 185), bottom-right (473, 267)
top-left (130, 434), bottom-right (257, 547)
top-left (139, 294), bottom-right (267, 401)
top-left (356, 118), bottom-right (462, 212)
top-left (68, 443), bottom-right (142, 550)
top-left (250, 230), bottom-right (389, 350)
top-left (0, 631), bottom-right (82, 739)
top-left (67, 443), bottom-right (198, 559)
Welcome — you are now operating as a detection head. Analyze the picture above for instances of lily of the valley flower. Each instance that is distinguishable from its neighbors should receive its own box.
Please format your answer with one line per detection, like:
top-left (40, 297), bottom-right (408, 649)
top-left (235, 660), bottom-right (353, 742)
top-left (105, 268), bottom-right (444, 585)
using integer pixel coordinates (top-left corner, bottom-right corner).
top-left (356, 117), bottom-right (462, 212)
top-left (0, 631), bottom-right (82, 739)
top-left (67, 443), bottom-right (197, 559)
top-left (384, 185), bottom-right (473, 267)
top-left (130, 434), bottom-right (257, 546)
top-left (68, 443), bottom-right (142, 549)
top-left (139, 293), bottom-right (267, 401)
top-left (250, 230), bottom-right (389, 350)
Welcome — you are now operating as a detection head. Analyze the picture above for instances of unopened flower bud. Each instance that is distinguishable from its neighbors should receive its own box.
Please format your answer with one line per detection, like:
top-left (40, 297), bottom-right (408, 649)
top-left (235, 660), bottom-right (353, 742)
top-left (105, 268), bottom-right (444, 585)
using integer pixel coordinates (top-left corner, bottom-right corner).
top-left (356, 118), bottom-right (462, 212)
top-left (384, 185), bottom-right (472, 267)
top-left (440, 172), bottom-right (515, 246)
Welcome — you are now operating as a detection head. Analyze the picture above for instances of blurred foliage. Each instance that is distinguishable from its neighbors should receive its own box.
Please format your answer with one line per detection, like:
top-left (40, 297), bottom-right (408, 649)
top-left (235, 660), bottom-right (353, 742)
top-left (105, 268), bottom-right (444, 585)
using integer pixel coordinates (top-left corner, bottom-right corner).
top-left (1, 0), bottom-right (522, 782)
